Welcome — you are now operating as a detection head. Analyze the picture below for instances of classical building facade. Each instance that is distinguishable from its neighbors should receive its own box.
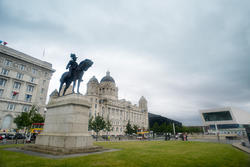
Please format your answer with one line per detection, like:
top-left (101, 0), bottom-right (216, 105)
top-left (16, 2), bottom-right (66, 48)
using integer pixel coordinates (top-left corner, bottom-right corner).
top-left (86, 71), bottom-right (149, 136)
top-left (0, 45), bottom-right (54, 130)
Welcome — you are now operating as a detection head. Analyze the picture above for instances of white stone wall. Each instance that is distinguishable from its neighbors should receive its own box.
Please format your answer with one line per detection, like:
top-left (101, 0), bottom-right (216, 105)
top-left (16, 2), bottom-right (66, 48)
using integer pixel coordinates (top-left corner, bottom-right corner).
top-left (0, 45), bottom-right (54, 130)
top-left (86, 73), bottom-right (149, 136)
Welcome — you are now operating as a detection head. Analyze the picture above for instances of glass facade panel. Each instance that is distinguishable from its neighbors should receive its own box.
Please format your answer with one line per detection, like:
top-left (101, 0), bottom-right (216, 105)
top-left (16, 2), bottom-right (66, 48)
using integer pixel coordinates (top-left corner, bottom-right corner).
top-left (203, 111), bottom-right (233, 121)
top-left (217, 124), bottom-right (239, 129)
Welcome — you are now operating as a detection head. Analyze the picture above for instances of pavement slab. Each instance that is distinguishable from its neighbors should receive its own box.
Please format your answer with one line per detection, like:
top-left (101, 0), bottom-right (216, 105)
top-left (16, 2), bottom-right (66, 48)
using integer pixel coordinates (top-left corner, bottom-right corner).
top-left (4, 147), bottom-right (121, 159)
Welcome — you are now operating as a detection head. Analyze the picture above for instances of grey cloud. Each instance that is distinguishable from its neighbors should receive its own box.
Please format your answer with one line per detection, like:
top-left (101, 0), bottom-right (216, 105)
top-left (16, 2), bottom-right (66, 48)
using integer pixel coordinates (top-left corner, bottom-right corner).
top-left (1, 0), bottom-right (250, 125)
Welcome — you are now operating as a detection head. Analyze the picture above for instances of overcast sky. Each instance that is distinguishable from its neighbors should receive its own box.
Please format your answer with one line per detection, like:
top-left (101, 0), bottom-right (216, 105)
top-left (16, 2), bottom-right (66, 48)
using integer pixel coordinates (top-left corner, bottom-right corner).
top-left (1, 0), bottom-right (250, 125)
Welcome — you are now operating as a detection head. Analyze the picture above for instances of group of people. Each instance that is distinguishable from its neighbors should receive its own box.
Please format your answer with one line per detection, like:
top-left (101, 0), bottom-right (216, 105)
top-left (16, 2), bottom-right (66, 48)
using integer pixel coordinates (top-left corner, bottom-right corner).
top-left (179, 133), bottom-right (188, 141)
top-left (164, 133), bottom-right (188, 141)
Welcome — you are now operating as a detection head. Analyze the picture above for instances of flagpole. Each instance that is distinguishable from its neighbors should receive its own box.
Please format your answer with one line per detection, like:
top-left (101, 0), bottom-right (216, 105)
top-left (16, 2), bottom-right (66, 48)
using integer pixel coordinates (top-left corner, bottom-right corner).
top-left (42, 49), bottom-right (45, 57)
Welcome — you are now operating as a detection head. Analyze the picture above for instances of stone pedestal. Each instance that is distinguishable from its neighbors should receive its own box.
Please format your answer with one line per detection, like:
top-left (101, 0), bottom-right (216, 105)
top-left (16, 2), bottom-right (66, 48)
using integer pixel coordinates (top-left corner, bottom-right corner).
top-left (24, 94), bottom-right (102, 155)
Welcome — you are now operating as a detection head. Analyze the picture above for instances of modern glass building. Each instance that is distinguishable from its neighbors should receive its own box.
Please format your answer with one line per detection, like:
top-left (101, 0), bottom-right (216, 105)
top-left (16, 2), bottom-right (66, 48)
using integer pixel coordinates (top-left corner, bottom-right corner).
top-left (199, 107), bottom-right (250, 138)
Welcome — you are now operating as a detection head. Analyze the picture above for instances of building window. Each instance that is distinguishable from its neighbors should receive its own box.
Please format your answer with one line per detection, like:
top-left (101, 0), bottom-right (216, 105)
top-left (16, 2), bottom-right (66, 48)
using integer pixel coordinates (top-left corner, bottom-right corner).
top-left (202, 111), bottom-right (233, 122)
top-left (95, 104), bottom-right (97, 108)
top-left (4, 60), bottom-right (12, 66)
top-left (0, 78), bottom-right (7, 86)
top-left (25, 94), bottom-right (32, 102)
top-left (43, 80), bottom-right (46, 85)
top-left (27, 85), bottom-right (34, 92)
top-left (7, 103), bottom-right (16, 111)
top-left (30, 77), bottom-right (36, 83)
top-left (18, 64), bottom-right (26, 71)
top-left (41, 88), bottom-right (44, 94)
top-left (16, 73), bottom-right (24, 79)
top-left (1, 115), bottom-right (13, 129)
top-left (13, 82), bottom-right (21, 89)
top-left (11, 91), bottom-right (19, 100)
top-left (22, 105), bottom-right (30, 112)
top-left (32, 68), bottom-right (37, 74)
top-left (0, 89), bottom-right (3, 97)
top-left (1, 69), bottom-right (9, 75)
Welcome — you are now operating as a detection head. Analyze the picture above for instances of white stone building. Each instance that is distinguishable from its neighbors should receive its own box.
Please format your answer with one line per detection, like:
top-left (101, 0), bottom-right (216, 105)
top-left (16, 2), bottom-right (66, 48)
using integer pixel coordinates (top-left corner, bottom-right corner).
top-left (0, 45), bottom-right (55, 130)
top-left (86, 71), bottom-right (149, 136)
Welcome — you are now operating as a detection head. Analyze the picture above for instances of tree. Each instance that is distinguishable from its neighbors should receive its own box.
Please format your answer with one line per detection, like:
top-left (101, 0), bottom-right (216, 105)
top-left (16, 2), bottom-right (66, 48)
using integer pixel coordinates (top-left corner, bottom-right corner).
top-left (89, 115), bottom-right (106, 141)
top-left (14, 112), bottom-right (31, 130)
top-left (31, 112), bottom-right (44, 124)
top-left (159, 122), bottom-right (167, 134)
top-left (133, 125), bottom-right (139, 134)
top-left (14, 106), bottom-right (44, 132)
top-left (151, 122), bottom-right (160, 134)
top-left (125, 120), bottom-right (134, 135)
top-left (104, 119), bottom-right (112, 136)
top-left (88, 116), bottom-right (93, 131)
top-left (181, 126), bottom-right (202, 134)
top-left (175, 125), bottom-right (183, 133)
top-left (166, 124), bottom-right (173, 134)
top-left (105, 120), bottom-right (112, 132)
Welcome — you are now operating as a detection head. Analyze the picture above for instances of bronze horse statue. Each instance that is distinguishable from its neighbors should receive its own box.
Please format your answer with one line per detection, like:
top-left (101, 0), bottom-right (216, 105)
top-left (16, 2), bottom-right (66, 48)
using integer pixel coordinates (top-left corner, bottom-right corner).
top-left (58, 59), bottom-right (93, 96)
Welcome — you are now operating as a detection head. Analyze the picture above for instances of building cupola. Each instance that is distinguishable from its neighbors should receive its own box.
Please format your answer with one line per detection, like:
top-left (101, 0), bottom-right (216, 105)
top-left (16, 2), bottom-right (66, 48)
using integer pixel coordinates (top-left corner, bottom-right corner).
top-left (100, 71), bottom-right (115, 83)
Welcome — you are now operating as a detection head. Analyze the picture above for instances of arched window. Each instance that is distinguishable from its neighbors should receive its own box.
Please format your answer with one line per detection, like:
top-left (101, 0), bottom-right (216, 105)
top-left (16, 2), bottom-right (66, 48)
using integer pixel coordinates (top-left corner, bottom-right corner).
top-left (1, 115), bottom-right (12, 129)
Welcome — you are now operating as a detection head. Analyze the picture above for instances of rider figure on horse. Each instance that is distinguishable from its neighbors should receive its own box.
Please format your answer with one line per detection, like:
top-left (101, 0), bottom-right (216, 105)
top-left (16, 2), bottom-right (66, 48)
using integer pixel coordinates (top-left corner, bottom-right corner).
top-left (66, 53), bottom-right (78, 79)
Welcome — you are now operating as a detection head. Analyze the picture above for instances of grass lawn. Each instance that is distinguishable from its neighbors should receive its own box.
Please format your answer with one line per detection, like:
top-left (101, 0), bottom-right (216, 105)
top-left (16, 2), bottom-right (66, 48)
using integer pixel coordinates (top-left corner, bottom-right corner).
top-left (0, 141), bottom-right (249, 167)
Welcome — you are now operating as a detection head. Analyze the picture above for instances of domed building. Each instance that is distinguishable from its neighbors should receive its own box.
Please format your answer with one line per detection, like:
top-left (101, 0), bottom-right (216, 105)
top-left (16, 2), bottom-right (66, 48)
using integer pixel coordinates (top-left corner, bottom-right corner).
top-left (86, 71), bottom-right (149, 135)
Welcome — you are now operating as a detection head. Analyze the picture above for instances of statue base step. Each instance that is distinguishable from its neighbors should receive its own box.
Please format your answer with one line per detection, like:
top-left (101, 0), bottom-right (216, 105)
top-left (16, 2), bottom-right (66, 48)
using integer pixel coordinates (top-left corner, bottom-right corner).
top-left (35, 134), bottom-right (93, 149)
top-left (22, 144), bottom-right (103, 155)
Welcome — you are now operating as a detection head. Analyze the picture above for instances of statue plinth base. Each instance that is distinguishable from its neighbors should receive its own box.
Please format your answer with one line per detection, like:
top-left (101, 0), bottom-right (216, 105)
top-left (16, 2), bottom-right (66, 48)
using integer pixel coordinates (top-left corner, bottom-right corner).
top-left (23, 94), bottom-right (102, 155)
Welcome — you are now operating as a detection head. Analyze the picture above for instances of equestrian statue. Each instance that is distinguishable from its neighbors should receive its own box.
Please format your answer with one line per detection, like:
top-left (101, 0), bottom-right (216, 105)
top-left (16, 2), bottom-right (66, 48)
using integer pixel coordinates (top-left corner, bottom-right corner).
top-left (58, 53), bottom-right (93, 96)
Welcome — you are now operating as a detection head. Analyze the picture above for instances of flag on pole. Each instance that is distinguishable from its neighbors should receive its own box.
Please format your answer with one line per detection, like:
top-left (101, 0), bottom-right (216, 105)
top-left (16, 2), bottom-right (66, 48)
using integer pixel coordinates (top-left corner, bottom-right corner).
top-left (0, 40), bottom-right (7, 45)
top-left (13, 91), bottom-right (19, 96)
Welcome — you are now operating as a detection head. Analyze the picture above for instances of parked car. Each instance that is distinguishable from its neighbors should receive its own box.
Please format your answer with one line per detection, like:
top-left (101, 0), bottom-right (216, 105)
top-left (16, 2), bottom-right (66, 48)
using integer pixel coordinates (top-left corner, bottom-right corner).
top-left (14, 133), bottom-right (25, 139)
top-left (1, 133), bottom-right (7, 139)
top-left (6, 134), bottom-right (15, 140)
top-left (0, 136), bottom-right (3, 140)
